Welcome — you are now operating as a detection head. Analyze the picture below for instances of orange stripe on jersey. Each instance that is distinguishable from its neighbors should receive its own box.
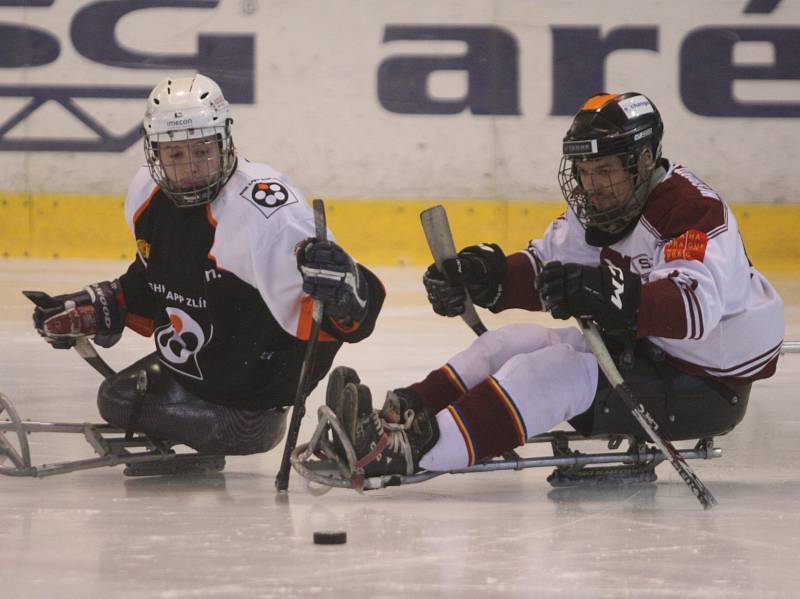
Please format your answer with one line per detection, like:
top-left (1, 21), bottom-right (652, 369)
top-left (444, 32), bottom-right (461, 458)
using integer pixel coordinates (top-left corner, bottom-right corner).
top-left (488, 377), bottom-right (527, 445)
top-left (447, 405), bottom-right (476, 466)
top-left (296, 295), bottom-right (336, 342)
top-left (206, 203), bottom-right (218, 227)
top-left (125, 313), bottom-right (155, 337)
top-left (581, 93), bottom-right (619, 111)
top-left (442, 364), bottom-right (467, 394)
top-left (133, 186), bottom-right (159, 224)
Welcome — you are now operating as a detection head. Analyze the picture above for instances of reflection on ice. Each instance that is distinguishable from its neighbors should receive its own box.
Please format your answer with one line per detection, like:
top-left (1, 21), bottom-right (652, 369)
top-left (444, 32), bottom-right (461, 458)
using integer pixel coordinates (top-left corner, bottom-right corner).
top-left (1, 261), bottom-right (799, 598)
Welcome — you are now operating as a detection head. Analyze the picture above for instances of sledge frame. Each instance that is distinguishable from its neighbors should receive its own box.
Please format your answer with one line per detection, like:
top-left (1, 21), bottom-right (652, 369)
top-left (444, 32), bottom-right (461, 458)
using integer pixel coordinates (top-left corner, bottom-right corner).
top-left (0, 392), bottom-right (217, 478)
top-left (290, 406), bottom-right (723, 492)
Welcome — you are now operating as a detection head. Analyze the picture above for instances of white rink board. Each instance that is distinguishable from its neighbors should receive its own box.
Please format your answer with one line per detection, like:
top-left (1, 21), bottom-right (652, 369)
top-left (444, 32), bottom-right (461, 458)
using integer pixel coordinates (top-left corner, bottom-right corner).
top-left (0, 1), bottom-right (798, 202)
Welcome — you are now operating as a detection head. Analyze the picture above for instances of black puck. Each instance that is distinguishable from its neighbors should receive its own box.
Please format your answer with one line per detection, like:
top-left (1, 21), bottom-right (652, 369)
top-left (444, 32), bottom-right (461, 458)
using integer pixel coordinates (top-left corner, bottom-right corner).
top-left (313, 530), bottom-right (347, 545)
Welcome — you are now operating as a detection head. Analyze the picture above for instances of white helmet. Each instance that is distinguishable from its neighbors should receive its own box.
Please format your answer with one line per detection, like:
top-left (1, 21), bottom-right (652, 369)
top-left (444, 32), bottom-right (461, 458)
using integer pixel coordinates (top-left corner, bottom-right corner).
top-left (143, 74), bottom-right (236, 207)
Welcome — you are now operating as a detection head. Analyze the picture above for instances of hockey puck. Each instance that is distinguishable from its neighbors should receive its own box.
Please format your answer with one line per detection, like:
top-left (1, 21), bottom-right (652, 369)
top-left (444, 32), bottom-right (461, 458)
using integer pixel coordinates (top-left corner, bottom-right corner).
top-left (313, 531), bottom-right (347, 545)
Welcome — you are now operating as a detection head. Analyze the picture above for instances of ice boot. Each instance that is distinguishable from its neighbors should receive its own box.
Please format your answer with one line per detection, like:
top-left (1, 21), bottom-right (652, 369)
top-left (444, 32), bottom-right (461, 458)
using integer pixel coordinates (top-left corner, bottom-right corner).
top-left (325, 366), bottom-right (361, 415)
top-left (334, 384), bottom-right (439, 477)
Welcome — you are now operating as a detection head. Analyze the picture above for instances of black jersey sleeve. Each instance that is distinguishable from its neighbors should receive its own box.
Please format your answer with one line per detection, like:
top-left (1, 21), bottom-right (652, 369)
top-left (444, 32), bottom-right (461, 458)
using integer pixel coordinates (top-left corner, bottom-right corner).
top-left (118, 257), bottom-right (158, 336)
top-left (321, 264), bottom-right (385, 343)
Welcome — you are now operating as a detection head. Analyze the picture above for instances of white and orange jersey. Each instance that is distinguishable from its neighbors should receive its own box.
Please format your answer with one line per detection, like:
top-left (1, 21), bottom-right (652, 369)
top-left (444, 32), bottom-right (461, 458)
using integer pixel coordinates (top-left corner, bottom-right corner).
top-left (506, 160), bottom-right (784, 384)
top-left (119, 158), bottom-right (384, 406)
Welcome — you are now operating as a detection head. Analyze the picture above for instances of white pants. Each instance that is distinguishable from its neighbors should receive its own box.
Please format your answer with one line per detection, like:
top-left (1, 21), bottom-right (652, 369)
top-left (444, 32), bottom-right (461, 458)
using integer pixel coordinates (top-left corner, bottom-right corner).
top-left (419, 324), bottom-right (599, 471)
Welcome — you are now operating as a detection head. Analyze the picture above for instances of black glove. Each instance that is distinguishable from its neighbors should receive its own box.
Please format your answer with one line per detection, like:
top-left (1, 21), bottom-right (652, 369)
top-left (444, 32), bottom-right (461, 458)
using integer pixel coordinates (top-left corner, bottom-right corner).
top-left (297, 238), bottom-right (368, 323)
top-left (423, 265), bottom-right (467, 317)
top-left (536, 261), bottom-right (640, 332)
top-left (423, 243), bottom-right (507, 317)
top-left (25, 280), bottom-right (126, 349)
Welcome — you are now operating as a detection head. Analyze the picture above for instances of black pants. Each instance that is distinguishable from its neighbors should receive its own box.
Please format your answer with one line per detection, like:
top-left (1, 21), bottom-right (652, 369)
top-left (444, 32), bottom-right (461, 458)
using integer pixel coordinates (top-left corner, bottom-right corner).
top-left (569, 343), bottom-right (751, 441)
top-left (97, 353), bottom-right (316, 455)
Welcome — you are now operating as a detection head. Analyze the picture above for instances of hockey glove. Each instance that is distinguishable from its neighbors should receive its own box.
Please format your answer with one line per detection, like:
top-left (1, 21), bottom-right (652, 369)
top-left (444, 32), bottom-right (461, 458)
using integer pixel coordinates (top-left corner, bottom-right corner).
top-left (536, 261), bottom-right (641, 333)
top-left (423, 265), bottom-right (468, 317)
top-left (297, 238), bottom-right (368, 323)
top-left (425, 243), bottom-right (507, 317)
top-left (26, 280), bottom-right (127, 349)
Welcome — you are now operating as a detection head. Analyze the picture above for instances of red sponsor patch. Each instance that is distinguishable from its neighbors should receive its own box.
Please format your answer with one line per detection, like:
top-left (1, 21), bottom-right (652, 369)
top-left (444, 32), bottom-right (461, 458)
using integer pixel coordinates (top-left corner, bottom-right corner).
top-left (664, 229), bottom-right (708, 263)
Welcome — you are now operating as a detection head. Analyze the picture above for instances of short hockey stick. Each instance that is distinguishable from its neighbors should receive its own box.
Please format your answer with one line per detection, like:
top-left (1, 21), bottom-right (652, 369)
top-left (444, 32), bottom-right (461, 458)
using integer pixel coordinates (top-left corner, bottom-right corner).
top-left (22, 290), bottom-right (117, 379)
top-left (579, 318), bottom-right (717, 509)
top-left (275, 198), bottom-right (327, 492)
top-left (420, 205), bottom-right (487, 336)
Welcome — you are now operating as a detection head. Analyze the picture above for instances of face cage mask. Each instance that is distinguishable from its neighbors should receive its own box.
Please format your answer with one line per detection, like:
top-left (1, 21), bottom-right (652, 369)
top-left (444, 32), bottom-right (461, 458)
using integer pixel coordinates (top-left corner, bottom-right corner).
top-left (557, 149), bottom-right (653, 234)
top-left (144, 126), bottom-right (236, 208)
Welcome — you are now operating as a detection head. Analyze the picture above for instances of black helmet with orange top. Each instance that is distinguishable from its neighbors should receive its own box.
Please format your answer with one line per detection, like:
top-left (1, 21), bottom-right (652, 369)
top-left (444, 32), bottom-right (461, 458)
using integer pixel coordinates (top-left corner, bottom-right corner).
top-left (557, 92), bottom-right (664, 235)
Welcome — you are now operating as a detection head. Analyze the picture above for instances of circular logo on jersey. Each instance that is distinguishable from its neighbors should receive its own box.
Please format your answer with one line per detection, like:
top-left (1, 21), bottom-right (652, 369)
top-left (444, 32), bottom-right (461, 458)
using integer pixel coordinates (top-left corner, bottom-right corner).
top-left (156, 308), bottom-right (206, 365)
top-left (251, 181), bottom-right (288, 207)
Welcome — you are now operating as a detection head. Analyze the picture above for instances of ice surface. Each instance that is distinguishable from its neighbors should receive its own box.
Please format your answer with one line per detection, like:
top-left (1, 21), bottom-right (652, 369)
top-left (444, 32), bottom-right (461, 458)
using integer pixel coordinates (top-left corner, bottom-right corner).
top-left (1, 260), bottom-right (799, 598)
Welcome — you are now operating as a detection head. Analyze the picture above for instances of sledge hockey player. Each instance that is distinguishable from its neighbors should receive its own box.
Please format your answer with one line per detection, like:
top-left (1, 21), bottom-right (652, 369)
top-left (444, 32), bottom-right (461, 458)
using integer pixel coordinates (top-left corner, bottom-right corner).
top-left (328, 92), bottom-right (784, 478)
top-left (27, 74), bottom-right (384, 467)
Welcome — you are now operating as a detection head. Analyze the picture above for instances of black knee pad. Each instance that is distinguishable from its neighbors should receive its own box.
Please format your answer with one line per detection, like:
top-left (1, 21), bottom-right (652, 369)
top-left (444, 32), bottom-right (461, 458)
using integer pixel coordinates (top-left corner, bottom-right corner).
top-left (98, 353), bottom-right (289, 455)
top-left (97, 353), bottom-right (163, 428)
top-left (570, 350), bottom-right (750, 441)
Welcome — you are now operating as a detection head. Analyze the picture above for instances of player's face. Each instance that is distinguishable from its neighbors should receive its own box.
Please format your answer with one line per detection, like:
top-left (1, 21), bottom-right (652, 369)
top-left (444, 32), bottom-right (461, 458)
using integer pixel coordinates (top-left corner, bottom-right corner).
top-left (575, 155), bottom-right (633, 211)
top-left (159, 137), bottom-right (222, 191)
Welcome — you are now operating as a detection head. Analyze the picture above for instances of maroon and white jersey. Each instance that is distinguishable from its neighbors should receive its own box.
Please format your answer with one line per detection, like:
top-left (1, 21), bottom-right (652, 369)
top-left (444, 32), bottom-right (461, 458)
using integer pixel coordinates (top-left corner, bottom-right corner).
top-left (502, 160), bottom-right (784, 384)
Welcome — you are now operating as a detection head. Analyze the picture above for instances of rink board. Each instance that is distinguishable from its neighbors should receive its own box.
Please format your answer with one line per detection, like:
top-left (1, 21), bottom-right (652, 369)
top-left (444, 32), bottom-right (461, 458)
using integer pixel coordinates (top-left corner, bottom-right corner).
top-left (1, 194), bottom-right (799, 273)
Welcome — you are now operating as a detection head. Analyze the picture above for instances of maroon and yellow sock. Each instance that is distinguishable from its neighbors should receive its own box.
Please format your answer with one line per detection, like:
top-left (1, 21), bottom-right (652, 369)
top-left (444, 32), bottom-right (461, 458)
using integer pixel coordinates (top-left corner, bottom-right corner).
top-left (406, 363), bottom-right (468, 414)
top-left (446, 376), bottom-right (528, 465)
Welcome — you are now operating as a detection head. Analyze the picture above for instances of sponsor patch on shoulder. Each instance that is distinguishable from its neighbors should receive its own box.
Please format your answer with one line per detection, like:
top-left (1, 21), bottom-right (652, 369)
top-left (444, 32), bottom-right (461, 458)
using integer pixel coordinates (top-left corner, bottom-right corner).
top-left (664, 229), bottom-right (708, 263)
top-left (239, 178), bottom-right (298, 216)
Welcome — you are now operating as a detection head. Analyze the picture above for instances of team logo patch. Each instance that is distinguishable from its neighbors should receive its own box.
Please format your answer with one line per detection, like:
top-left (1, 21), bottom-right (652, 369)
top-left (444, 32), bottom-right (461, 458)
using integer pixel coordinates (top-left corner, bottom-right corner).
top-left (241, 179), bottom-right (291, 207)
top-left (664, 230), bottom-right (708, 263)
top-left (154, 307), bottom-right (210, 380)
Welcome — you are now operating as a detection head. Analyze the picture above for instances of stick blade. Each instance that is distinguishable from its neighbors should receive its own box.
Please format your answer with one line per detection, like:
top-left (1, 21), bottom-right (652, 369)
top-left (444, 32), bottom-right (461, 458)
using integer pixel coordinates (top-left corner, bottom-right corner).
top-left (420, 205), bottom-right (457, 267)
top-left (312, 198), bottom-right (327, 242)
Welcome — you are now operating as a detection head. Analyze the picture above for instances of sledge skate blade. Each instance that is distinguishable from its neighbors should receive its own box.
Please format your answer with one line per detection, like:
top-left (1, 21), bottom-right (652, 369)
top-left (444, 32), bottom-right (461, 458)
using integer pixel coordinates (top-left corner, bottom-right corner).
top-left (547, 464), bottom-right (658, 487)
top-left (123, 454), bottom-right (226, 477)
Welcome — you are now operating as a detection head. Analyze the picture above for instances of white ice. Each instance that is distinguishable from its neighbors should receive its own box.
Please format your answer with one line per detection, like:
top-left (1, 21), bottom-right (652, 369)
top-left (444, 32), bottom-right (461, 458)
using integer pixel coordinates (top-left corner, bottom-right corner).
top-left (1, 260), bottom-right (799, 598)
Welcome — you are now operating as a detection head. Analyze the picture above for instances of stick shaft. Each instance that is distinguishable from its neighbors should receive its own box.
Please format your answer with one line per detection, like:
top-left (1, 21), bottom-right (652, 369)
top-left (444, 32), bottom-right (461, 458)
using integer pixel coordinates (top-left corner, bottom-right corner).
top-left (579, 319), bottom-right (717, 509)
top-left (275, 199), bottom-right (327, 492)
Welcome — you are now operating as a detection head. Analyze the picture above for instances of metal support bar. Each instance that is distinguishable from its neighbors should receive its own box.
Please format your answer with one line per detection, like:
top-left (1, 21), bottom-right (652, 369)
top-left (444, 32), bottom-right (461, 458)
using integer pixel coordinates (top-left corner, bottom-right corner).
top-left (0, 393), bottom-right (218, 478)
top-left (291, 406), bottom-right (725, 492)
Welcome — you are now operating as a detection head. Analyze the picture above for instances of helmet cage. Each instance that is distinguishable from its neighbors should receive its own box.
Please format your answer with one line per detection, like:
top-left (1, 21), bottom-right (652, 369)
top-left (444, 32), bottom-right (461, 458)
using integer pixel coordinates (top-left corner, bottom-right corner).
top-left (144, 123), bottom-right (235, 208)
top-left (558, 125), bottom-right (660, 234)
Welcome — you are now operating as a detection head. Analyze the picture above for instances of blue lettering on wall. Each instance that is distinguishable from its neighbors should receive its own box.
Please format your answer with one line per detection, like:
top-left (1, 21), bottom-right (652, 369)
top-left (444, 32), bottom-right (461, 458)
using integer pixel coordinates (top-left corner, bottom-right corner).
top-left (550, 27), bottom-right (659, 116)
top-left (0, 0), bottom-right (255, 153)
top-left (681, 27), bottom-right (800, 117)
top-left (378, 26), bottom-right (520, 115)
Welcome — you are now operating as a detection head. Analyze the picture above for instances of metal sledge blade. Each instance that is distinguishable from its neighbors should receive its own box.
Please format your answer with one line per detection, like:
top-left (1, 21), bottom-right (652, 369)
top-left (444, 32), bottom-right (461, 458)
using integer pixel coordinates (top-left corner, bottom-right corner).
top-left (123, 454), bottom-right (226, 477)
top-left (547, 463), bottom-right (658, 487)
